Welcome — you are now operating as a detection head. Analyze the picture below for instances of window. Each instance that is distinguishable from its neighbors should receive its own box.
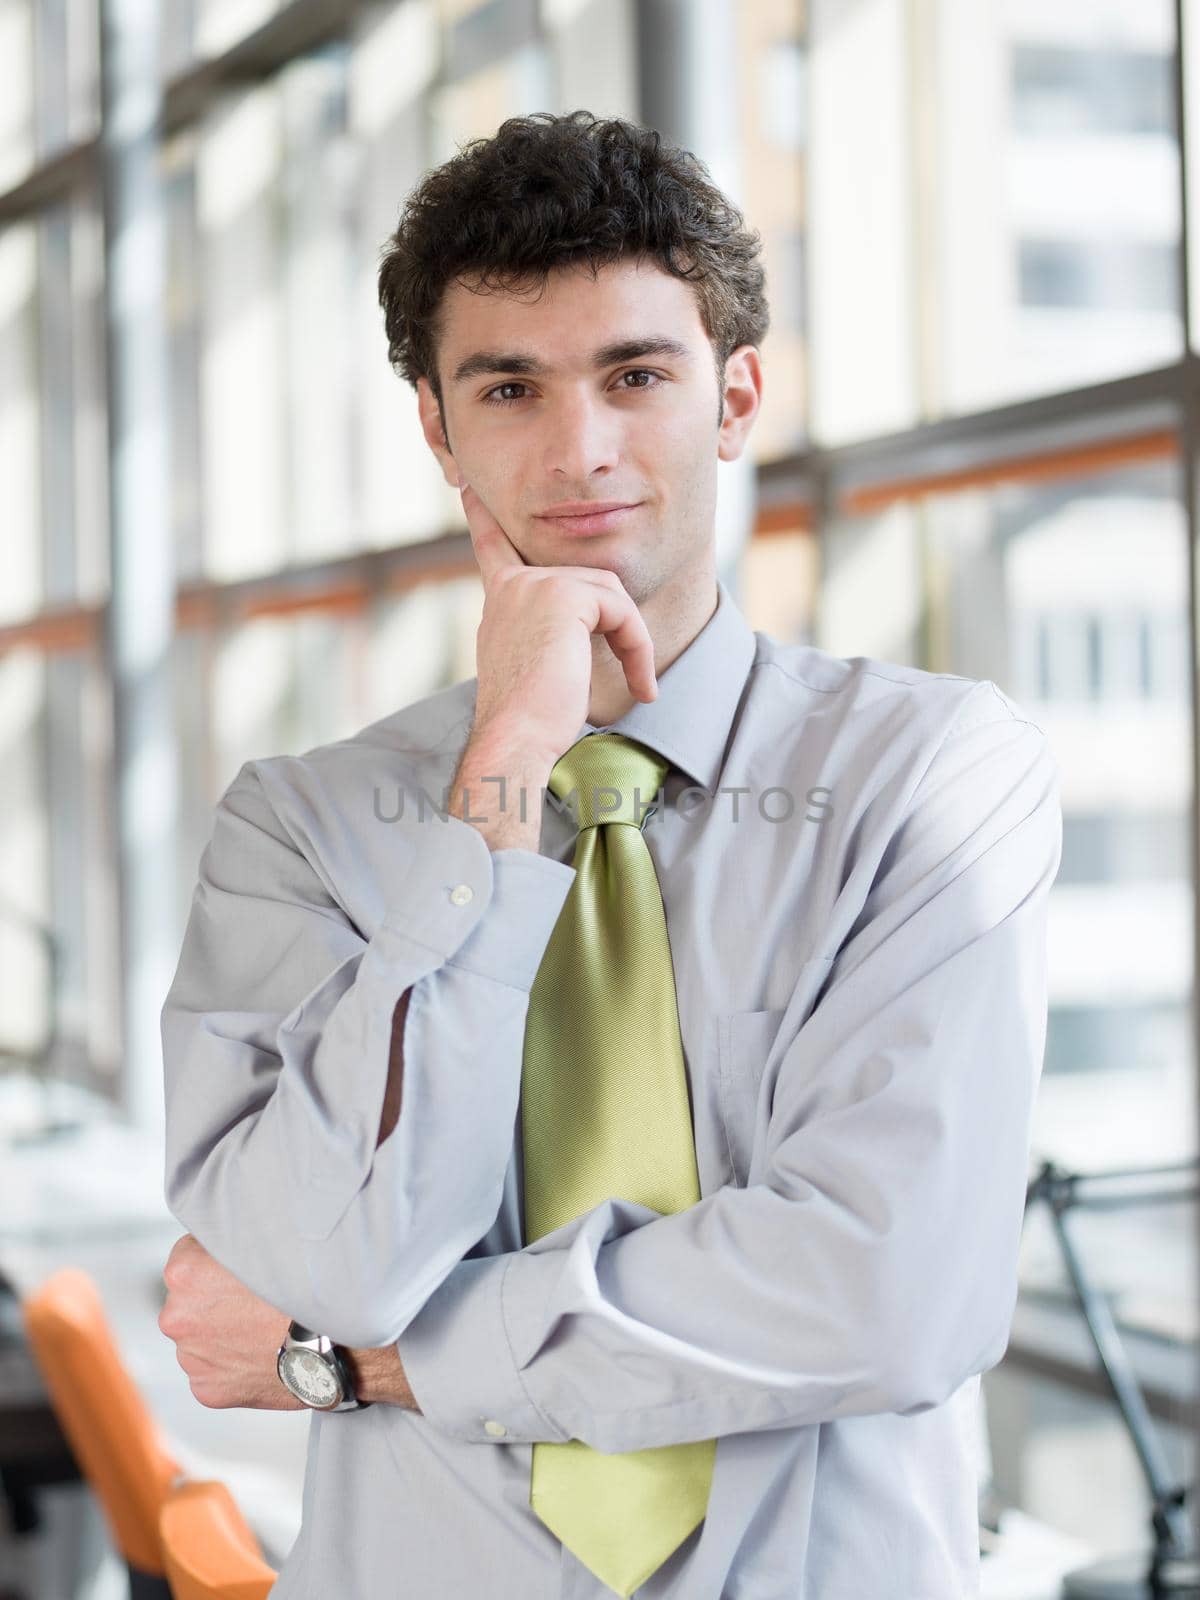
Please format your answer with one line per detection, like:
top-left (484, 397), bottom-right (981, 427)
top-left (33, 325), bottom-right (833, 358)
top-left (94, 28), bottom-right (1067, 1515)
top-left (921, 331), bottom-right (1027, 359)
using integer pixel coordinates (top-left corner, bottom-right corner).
top-left (1013, 44), bottom-right (1173, 138)
top-left (808, 0), bottom-right (1181, 439)
top-left (1018, 238), bottom-right (1178, 314)
top-left (822, 448), bottom-right (1194, 1226)
top-left (1058, 813), bottom-right (1188, 886)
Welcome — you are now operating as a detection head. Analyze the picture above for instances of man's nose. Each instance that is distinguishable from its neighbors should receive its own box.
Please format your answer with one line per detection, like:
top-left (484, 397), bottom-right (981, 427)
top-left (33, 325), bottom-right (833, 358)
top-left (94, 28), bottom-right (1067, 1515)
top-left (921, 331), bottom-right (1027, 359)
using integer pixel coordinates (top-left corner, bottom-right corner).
top-left (541, 390), bottom-right (622, 479)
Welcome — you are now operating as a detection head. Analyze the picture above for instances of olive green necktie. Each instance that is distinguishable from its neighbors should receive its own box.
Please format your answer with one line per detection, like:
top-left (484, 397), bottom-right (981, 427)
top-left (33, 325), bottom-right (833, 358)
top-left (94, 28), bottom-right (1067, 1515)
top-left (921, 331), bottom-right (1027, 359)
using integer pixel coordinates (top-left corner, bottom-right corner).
top-left (521, 731), bottom-right (716, 1598)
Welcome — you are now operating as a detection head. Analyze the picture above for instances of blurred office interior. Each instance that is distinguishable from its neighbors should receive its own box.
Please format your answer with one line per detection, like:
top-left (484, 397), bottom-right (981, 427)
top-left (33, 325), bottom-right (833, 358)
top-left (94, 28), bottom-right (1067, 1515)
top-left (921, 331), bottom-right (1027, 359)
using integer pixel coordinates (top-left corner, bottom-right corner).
top-left (0, 0), bottom-right (1197, 1595)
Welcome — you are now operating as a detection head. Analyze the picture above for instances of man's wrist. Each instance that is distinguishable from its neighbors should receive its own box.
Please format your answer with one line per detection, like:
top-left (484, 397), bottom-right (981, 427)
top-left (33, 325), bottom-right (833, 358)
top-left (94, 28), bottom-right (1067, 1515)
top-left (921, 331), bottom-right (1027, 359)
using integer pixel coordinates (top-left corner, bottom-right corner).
top-left (450, 725), bottom-right (557, 853)
top-left (341, 1343), bottom-right (421, 1410)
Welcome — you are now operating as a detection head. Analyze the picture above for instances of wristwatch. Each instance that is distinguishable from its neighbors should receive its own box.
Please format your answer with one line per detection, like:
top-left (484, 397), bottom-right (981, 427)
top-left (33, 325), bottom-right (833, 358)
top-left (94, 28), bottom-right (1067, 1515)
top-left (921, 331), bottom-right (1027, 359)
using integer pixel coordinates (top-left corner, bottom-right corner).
top-left (276, 1321), bottom-right (371, 1412)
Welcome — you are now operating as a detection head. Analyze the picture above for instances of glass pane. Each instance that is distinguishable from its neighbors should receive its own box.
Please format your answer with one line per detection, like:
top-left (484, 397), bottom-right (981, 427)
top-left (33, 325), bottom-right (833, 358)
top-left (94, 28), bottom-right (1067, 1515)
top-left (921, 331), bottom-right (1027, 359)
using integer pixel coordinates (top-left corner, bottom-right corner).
top-left (543, 0), bottom-right (637, 122)
top-left (815, 499), bottom-right (925, 666)
top-left (176, 48), bottom-right (366, 571)
top-left (0, 0), bottom-right (36, 190)
top-left (0, 221), bottom-right (42, 625)
top-left (280, 45), bottom-right (357, 565)
top-left (0, 0), bottom-right (100, 186)
top-left (810, 0), bottom-right (1181, 441)
top-left (70, 194), bottom-right (109, 606)
top-left (736, 528), bottom-right (818, 643)
top-left (1180, 0), bottom-right (1200, 345)
top-left (39, 0), bottom-right (102, 155)
top-left (39, 195), bottom-right (109, 612)
top-left (737, 0), bottom-right (807, 462)
top-left (46, 648), bottom-right (120, 1095)
top-left (191, 50), bottom-right (363, 577)
top-left (165, 133), bottom-right (204, 581)
top-left (350, 2), bottom-right (445, 551)
top-left (201, 581), bottom-right (486, 806)
top-left (920, 454), bottom-right (1195, 1331)
top-left (362, 575), bottom-right (485, 728)
top-left (0, 651), bottom-right (50, 1066)
top-left (935, 0), bottom-right (1180, 413)
top-left (0, 645), bottom-right (122, 1116)
top-left (193, 0), bottom-right (283, 60)
top-left (172, 625), bottom-right (216, 914)
top-left (194, 83), bottom-right (289, 580)
top-left (160, 0), bottom-right (195, 81)
top-left (210, 610), bottom-right (358, 786)
top-left (430, 41), bottom-right (552, 156)
top-left (808, 0), bottom-right (917, 444)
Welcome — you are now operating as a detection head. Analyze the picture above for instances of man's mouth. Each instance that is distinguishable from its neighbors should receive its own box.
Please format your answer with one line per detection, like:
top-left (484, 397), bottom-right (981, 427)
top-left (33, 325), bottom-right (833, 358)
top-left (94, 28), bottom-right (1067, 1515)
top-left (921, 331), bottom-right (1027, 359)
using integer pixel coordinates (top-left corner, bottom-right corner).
top-left (534, 502), bottom-right (642, 536)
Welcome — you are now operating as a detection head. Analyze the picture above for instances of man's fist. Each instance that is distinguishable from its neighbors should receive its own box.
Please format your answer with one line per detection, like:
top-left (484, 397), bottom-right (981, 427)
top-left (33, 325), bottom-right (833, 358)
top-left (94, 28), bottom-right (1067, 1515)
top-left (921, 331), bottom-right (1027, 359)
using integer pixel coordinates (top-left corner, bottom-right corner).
top-left (158, 1234), bottom-right (303, 1411)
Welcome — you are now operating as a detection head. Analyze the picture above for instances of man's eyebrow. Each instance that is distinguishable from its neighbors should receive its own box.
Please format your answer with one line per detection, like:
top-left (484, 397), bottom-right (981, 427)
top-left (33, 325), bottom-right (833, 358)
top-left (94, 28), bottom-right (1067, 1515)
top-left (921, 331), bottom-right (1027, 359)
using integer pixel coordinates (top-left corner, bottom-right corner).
top-left (450, 336), bottom-right (693, 386)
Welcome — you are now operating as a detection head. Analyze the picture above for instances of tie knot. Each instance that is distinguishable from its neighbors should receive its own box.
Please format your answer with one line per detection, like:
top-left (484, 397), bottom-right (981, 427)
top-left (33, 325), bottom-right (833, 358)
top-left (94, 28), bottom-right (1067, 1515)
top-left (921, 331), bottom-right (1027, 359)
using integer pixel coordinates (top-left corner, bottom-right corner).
top-left (548, 732), bottom-right (669, 830)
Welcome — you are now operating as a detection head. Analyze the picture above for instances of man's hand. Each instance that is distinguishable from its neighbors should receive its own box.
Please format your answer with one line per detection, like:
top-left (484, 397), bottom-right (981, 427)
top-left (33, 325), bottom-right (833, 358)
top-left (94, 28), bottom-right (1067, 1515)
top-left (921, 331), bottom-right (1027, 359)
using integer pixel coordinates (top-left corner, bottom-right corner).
top-left (458, 474), bottom-right (658, 761)
top-left (158, 1235), bottom-right (420, 1412)
top-left (448, 475), bottom-right (659, 852)
top-left (158, 1234), bottom-right (302, 1410)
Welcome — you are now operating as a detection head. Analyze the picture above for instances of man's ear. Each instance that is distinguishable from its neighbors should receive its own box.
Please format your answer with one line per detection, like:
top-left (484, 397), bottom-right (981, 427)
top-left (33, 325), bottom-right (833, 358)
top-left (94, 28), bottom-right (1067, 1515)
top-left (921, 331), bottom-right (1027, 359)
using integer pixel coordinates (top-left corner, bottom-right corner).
top-left (717, 345), bottom-right (763, 465)
top-left (416, 376), bottom-right (458, 487)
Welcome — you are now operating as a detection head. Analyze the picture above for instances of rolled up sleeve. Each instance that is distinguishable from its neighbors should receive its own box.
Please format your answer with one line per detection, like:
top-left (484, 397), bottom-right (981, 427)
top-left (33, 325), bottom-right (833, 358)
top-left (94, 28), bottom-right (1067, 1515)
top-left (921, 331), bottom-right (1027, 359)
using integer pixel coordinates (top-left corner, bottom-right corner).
top-left (161, 759), bottom-right (575, 1348)
top-left (398, 694), bottom-right (1063, 1451)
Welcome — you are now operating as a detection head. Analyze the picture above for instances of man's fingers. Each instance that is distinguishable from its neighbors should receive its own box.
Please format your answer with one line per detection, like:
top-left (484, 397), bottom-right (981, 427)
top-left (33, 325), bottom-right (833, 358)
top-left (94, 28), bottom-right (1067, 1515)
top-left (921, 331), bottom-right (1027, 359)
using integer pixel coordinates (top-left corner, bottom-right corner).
top-left (458, 478), bottom-right (527, 586)
top-left (583, 584), bottom-right (658, 701)
top-left (552, 574), bottom-right (657, 701)
top-left (163, 1233), bottom-right (196, 1286)
top-left (453, 474), bottom-right (656, 700)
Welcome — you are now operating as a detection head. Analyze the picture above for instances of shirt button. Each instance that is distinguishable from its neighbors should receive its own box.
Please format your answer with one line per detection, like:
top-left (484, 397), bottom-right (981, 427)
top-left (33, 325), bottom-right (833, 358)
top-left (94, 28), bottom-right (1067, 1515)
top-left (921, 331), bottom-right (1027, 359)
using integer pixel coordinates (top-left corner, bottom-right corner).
top-left (483, 1419), bottom-right (507, 1437)
top-left (449, 884), bottom-right (474, 906)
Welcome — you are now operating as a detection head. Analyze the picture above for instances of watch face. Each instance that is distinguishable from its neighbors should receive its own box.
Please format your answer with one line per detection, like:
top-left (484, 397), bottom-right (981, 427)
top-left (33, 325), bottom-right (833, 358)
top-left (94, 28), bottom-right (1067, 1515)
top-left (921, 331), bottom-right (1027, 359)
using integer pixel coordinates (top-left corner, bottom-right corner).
top-left (280, 1346), bottom-right (342, 1409)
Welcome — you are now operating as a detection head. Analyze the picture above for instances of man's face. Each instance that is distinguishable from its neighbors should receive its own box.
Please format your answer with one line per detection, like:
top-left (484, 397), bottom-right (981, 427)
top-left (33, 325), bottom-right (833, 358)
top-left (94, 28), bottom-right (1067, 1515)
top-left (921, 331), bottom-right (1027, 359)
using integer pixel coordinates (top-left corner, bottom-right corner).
top-left (416, 255), bottom-right (760, 605)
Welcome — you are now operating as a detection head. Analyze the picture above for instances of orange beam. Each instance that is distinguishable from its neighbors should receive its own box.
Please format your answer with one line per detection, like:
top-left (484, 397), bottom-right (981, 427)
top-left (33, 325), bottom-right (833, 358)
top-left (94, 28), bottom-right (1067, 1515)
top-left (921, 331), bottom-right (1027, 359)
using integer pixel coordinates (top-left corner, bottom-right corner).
top-left (381, 552), bottom-right (479, 590)
top-left (753, 501), bottom-right (814, 536)
top-left (0, 605), bottom-right (100, 655)
top-left (238, 582), bottom-right (368, 622)
top-left (842, 428), bottom-right (1179, 517)
top-left (171, 546), bottom-right (480, 633)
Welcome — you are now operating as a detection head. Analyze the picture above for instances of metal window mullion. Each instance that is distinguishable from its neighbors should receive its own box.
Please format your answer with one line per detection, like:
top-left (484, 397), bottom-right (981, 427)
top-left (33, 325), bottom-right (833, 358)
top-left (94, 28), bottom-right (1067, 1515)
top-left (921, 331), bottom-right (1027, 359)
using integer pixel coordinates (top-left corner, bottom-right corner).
top-left (98, 0), bottom-right (178, 1128)
top-left (1171, 0), bottom-right (1200, 1562)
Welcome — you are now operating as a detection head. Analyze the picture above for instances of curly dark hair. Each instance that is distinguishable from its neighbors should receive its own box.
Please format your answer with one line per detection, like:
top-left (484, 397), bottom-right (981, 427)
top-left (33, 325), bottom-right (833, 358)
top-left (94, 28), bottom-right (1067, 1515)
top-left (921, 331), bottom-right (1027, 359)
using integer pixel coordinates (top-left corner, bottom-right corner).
top-left (377, 109), bottom-right (769, 426)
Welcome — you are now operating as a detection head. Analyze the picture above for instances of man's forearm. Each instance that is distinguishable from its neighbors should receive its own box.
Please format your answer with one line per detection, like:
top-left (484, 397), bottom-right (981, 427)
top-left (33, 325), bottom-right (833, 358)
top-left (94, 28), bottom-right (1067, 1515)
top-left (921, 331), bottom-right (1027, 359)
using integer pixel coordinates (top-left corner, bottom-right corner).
top-left (344, 1342), bottom-right (423, 1410)
top-left (354, 734), bottom-right (555, 1389)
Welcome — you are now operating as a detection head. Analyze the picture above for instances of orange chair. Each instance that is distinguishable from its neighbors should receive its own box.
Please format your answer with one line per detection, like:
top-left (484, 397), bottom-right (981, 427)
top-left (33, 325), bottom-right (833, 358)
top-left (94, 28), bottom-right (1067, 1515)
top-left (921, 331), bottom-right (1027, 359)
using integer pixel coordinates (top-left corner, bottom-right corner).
top-left (159, 1479), bottom-right (277, 1600)
top-left (22, 1266), bottom-right (183, 1595)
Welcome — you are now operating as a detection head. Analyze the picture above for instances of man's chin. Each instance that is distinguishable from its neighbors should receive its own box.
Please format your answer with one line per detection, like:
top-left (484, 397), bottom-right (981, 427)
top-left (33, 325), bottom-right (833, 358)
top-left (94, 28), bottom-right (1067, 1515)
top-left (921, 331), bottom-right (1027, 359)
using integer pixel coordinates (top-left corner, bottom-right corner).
top-left (519, 535), bottom-right (656, 602)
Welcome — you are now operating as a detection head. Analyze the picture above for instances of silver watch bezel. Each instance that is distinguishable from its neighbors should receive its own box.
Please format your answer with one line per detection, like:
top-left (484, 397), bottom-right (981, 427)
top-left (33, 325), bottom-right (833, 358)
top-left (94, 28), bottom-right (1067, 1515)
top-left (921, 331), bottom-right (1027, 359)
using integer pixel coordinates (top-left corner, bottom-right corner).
top-left (276, 1321), bottom-right (368, 1412)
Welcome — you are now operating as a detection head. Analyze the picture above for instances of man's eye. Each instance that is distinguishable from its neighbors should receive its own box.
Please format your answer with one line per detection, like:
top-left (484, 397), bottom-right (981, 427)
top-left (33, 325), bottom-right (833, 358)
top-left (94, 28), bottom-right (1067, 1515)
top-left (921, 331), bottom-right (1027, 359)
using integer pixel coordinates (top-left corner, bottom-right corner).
top-left (482, 382), bottom-right (530, 406)
top-left (618, 369), bottom-right (660, 391)
top-left (480, 370), bottom-right (663, 407)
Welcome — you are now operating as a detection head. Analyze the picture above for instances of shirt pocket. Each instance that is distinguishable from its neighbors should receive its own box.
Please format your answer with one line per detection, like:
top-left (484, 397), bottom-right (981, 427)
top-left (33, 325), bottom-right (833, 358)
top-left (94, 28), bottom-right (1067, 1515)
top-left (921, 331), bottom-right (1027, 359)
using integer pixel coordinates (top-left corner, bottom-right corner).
top-left (715, 961), bottom-right (837, 1188)
top-left (717, 1007), bottom-right (788, 1188)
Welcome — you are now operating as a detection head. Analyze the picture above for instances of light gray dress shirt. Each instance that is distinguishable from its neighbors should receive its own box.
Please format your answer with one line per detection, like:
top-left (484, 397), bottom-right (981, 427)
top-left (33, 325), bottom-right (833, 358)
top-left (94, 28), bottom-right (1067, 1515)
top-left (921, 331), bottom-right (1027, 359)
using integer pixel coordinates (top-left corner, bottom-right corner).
top-left (160, 576), bottom-right (1062, 1599)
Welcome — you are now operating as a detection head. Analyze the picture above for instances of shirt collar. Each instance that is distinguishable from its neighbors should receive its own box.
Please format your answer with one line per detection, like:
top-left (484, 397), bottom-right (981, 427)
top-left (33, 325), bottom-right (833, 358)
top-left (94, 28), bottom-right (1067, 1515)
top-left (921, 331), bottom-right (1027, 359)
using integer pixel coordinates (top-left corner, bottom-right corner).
top-left (579, 577), bottom-right (758, 793)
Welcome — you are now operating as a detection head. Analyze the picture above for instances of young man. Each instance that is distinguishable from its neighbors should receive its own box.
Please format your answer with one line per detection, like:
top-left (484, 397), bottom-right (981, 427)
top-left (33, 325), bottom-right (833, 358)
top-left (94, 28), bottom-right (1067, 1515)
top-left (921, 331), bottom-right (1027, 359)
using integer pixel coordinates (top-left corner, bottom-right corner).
top-left (159, 111), bottom-right (1062, 1598)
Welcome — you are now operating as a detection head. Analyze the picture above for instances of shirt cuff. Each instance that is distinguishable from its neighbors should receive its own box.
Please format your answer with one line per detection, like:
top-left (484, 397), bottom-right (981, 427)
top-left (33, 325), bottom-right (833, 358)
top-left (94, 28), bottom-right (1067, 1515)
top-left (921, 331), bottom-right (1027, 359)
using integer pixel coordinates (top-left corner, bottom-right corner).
top-left (398, 1251), bottom-right (569, 1444)
top-left (375, 820), bottom-right (575, 990)
top-left (449, 848), bottom-right (577, 990)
